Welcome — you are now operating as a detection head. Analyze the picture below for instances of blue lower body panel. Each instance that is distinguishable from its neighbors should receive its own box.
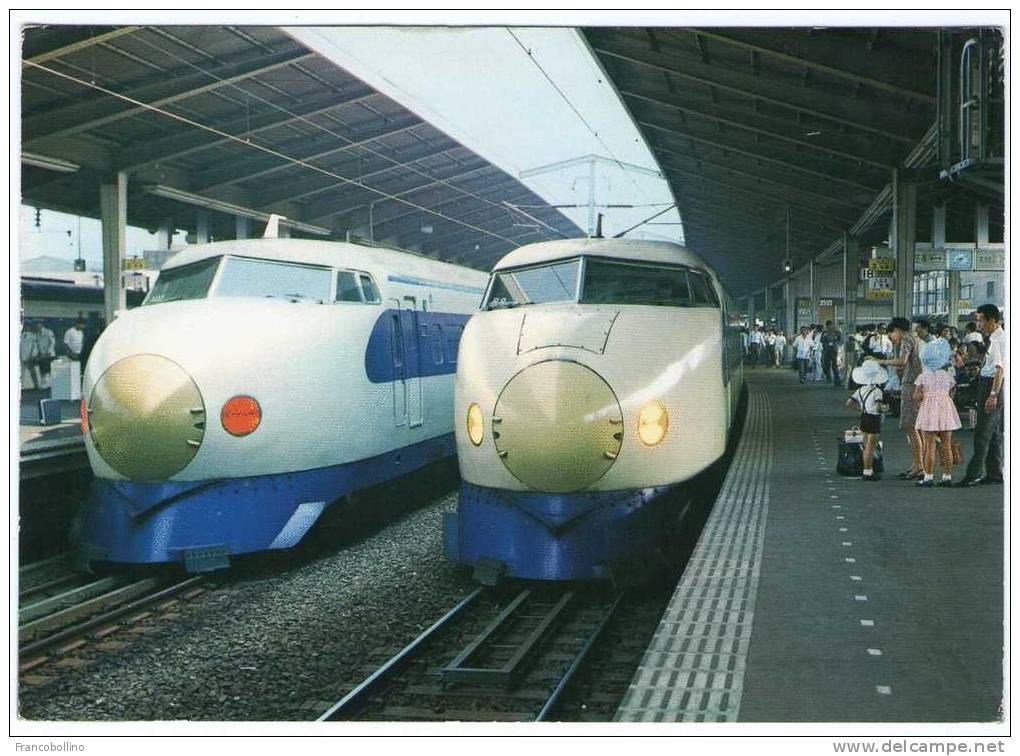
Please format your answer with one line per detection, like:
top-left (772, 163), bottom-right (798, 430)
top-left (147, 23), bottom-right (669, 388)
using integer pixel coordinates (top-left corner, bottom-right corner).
top-left (446, 481), bottom-right (681, 581)
top-left (77, 433), bottom-right (455, 567)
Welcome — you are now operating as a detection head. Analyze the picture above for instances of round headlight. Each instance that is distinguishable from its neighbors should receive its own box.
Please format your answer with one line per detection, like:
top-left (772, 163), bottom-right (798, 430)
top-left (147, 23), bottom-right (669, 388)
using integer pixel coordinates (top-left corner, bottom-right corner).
top-left (466, 403), bottom-right (484, 446)
top-left (637, 400), bottom-right (669, 446)
top-left (221, 395), bottom-right (261, 437)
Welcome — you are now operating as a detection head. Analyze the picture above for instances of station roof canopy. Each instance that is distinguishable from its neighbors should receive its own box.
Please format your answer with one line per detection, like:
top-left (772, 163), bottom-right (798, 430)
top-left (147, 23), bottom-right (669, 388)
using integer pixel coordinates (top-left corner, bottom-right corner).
top-left (20, 25), bottom-right (581, 269)
top-left (584, 27), bottom-right (1004, 293)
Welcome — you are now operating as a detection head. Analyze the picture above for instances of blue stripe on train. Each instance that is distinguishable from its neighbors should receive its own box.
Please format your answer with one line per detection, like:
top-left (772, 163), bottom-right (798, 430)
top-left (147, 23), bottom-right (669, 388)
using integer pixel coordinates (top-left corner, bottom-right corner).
top-left (77, 432), bottom-right (456, 567)
top-left (364, 309), bottom-right (471, 383)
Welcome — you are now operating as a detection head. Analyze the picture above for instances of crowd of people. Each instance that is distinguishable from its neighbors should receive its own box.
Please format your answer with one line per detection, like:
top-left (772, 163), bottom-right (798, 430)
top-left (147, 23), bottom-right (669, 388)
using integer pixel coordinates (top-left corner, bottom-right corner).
top-left (842, 304), bottom-right (1005, 488)
top-left (744, 305), bottom-right (1006, 489)
top-left (19, 318), bottom-right (87, 391)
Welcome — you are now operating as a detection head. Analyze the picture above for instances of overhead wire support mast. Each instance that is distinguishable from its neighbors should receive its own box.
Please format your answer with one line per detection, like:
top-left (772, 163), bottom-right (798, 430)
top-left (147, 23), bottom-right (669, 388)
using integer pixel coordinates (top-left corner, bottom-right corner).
top-left (22, 59), bottom-right (524, 248)
top-left (519, 155), bottom-right (664, 238)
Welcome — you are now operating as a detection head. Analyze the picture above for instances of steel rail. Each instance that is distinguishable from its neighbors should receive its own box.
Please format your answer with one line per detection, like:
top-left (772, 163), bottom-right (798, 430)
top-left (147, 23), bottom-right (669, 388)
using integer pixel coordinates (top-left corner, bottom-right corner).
top-left (535, 593), bottom-right (625, 722)
top-left (18, 576), bottom-right (205, 658)
top-left (317, 587), bottom-right (485, 722)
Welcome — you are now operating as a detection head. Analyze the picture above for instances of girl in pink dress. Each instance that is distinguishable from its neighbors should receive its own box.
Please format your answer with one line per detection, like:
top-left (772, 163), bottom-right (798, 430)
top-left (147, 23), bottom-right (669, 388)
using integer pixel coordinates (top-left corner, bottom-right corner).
top-left (914, 340), bottom-right (962, 487)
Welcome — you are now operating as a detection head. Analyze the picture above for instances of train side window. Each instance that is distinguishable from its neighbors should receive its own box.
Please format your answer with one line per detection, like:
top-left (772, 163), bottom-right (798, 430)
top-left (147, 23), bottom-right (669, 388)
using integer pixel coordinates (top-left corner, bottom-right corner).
top-left (358, 274), bottom-right (381, 304)
top-left (431, 324), bottom-right (444, 364)
top-left (336, 271), bottom-right (362, 302)
top-left (445, 325), bottom-right (462, 364)
top-left (390, 314), bottom-right (404, 368)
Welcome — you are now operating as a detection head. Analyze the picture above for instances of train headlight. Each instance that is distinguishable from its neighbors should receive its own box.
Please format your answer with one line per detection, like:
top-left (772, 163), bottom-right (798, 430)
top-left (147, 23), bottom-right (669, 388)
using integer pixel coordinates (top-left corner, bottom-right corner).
top-left (221, 395), bottom-right (262, 436)
top-left (466, 403), bottom-right (485, 446)
top-left (637, 400), bottom-right (669, 446)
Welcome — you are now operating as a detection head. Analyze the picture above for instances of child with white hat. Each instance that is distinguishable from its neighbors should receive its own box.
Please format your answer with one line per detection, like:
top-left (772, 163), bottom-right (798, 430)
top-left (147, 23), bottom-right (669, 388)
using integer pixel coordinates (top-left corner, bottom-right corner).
top-left (846, 360), bottom-right (890, 481)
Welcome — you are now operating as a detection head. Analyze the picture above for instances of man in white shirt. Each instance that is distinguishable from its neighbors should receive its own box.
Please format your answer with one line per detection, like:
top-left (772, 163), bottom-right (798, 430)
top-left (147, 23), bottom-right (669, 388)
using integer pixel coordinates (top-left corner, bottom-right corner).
top-left (792, 327), bottom-right (813, 383)
top-left (748, 327), bottom-right (765, 368)
top-left (774, 330), bottom-right (788, 367)
top-left (63, 320), bottom-right (85, 361)
top-left (20, 321), bottom-right (40, 390)
top-left (962, 304), bottom-right (1006, 486)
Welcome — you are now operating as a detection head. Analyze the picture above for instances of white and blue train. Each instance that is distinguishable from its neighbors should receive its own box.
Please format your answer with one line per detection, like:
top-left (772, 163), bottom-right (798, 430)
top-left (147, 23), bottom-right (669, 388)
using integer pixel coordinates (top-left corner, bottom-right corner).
top-left (445, 238), bottom-right (745, 582)
top-left (76, 238), bottom-right (487, 570)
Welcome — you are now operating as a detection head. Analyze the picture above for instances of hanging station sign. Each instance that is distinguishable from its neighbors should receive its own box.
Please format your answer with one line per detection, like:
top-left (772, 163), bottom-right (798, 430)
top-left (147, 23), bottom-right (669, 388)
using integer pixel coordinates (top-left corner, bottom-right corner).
top-left (795, 297), bottom-right (813, 319)
top-left (913, 248), bottom-right (947, 272)
top-left (868, 258), bottom-right (895, 272)
top-left (817, 297), bottom-right (844, 307)
top-left (974, 246), bottom-right (1006, 271)
top-left (946, 247), bottom-right (975, 271)
top-left (865, 276), bottom-right (895, 300)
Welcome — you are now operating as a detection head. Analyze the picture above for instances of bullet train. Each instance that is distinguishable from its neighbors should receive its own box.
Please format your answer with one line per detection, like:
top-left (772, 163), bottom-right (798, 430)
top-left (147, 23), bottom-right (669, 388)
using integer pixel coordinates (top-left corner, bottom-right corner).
top-left (444, 238), bottom-right (745, 582)
top-left (75, 237), bottom-right (487, 571)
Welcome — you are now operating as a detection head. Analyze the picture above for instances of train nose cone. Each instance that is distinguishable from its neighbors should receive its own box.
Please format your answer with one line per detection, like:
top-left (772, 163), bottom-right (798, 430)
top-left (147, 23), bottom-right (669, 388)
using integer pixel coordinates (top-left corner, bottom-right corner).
top-left (493, 360), bottom-right (623, 493)
top-left (88, 354), bottom-right (206, 481)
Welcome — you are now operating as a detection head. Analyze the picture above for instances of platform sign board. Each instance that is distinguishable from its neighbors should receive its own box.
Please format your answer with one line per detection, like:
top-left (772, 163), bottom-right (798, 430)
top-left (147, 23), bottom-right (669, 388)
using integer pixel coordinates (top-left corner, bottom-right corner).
top-left (817, 298), bottom-right (843, 307)
top-left (946, 247), bottom-right (975, 271)
top-left (795, 297), bottom-right (813, 322)
top-left (123, 257), bottom-right (145, 270)
top-left (865, 276), bottom-right (894, 300)
top-left (914, 248), bottom-right (947, 272)
top-left (868, 258), bottom-right (895, 273)
top-left (974, 246), bottom-right (1005, 271)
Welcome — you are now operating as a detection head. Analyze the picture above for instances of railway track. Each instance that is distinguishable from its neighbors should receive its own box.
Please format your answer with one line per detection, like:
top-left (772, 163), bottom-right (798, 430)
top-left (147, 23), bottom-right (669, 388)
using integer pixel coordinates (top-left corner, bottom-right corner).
top-left (18, 555), bottom-right (210, 679)
top-left (317, 585), bottom-right (623, 722)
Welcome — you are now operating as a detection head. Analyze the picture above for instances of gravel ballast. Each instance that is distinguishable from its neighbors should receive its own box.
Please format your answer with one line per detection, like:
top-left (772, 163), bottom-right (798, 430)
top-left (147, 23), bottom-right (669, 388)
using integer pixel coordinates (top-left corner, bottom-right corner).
top-left (19, 486), bottom-right (474, 721)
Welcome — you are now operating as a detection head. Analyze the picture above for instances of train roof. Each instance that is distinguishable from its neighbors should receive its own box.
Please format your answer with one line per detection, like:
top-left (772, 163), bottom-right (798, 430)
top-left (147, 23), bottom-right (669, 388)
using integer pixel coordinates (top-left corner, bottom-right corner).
top-left (492, 238), bottom-right (711, 273)
top-left (163, 238), bottom-right (485, 282)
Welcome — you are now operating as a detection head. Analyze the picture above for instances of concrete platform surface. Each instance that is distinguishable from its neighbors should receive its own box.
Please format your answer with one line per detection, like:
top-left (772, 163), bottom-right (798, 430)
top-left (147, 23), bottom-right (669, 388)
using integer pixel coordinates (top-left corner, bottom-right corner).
top-left (616, 368), bottom-right (1004, 723)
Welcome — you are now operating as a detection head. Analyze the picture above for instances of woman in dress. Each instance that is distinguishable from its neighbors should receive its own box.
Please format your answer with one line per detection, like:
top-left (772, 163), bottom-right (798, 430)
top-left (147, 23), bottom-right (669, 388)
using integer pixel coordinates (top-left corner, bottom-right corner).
top-left (914, 339), bottom-right (962, 487)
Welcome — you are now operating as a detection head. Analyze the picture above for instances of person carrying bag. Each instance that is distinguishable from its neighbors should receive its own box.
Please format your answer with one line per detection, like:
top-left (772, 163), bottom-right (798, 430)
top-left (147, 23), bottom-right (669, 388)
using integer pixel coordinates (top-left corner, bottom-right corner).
top-left (843, 361), bottom-right (890, 480)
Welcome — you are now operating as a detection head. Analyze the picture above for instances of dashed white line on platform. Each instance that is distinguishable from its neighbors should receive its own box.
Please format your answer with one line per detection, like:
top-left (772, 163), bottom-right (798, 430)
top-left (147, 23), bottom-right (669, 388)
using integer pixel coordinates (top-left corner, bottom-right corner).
top-left (860, 619), bottom-right (875, 626)
top-left (850, 575), bottom-right (862, 581)
top-left (845, 557), bottom-right (857, 563)
top-left (867, 648), bottom-right (883, 656)
top-left (876, 685), bottom-right (892, 695)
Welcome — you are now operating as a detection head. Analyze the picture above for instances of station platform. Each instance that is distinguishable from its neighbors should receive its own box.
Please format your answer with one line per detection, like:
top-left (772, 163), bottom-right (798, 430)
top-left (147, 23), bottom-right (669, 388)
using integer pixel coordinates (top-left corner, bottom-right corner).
top-left (616, 368), bottom-right (1004, 723)
top-left (19, 389), bottom-right (86, 480)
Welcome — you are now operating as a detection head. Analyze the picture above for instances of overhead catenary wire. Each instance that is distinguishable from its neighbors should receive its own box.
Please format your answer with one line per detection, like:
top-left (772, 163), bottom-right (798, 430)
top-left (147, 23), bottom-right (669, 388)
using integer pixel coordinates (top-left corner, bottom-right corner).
top-left (23, 59), bottom-right (528, 249)
top-left (121, 31), bottom-right (571, 240)
top-left (506, 28), bottom-right (654, 204)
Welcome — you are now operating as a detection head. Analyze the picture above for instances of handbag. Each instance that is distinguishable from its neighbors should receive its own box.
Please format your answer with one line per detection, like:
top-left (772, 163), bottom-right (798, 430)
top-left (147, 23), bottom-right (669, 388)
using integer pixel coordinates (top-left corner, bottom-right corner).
top-left (844, 426), bottom-right (864, 444)
top-left (951, 439), bottom-right (963, 465)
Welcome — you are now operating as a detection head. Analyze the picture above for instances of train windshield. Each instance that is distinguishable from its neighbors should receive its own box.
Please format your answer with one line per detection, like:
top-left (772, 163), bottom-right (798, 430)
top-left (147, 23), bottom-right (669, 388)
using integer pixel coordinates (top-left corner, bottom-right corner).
top-left (483, 259), bottom-right (580, 310)
top-left (146, 256), bottom-right (221, 305)
top-left (216, 256), bottom-right (332, 303)
top-left (581, 259), bottom-right (718, 308)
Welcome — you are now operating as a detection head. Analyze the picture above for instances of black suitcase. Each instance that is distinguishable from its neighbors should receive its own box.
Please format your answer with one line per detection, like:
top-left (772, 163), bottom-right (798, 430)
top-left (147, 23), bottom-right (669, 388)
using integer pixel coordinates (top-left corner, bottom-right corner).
top-left (837, 439), bottom-right (884, 476)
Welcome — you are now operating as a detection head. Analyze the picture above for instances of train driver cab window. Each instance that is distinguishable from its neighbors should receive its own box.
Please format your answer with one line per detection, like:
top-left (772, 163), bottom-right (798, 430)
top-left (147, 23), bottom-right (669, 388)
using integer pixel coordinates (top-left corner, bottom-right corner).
top-left (687, 270), bottom-right (720, 307)
top-left (581, 259), bottom-right (693, 307)
top-left (335, 271), bottom-right (362, 302)
top-left (216, 256), bottom-right (332, 303)
top-left (483, 259), bottom-right (580, 310)
top-left (145, 256), bottom-right (221, 305)
top-left (358, 274), bottom-right (381, 304)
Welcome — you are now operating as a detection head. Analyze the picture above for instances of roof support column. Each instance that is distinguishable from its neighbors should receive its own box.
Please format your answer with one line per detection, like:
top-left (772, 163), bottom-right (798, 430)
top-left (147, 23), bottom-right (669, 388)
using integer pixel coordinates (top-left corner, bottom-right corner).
top-left (931, 204), bottom-right (957, 325)
top-left (99, 172), bottom-right (128, 326)
top-left (156, 217), bottom-right (174, 250)
top-left (843, 232), bottom-right (861, 334)
top-left (235, 216), bottom-right (250, 240)
top-left (747, 293), bottom-right (755, 327)
top-left (785, 278), bottom-right (794, 339)
top-left (196, 211), bottom-right (210, 244)
top-left (891, 169), bottom-right (917, 318)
